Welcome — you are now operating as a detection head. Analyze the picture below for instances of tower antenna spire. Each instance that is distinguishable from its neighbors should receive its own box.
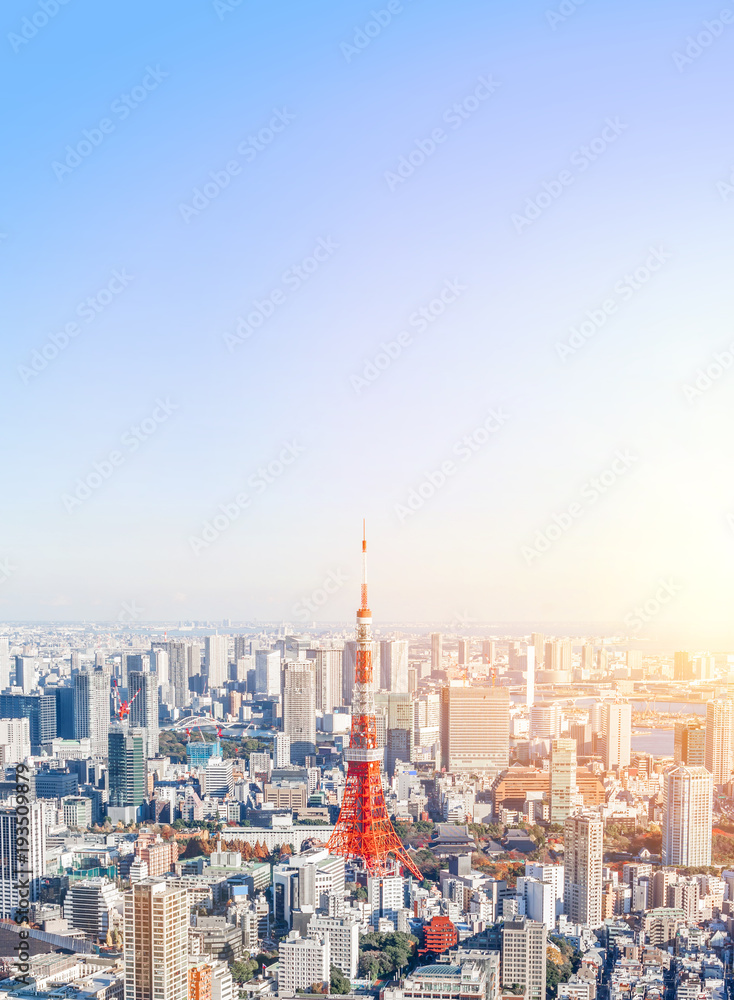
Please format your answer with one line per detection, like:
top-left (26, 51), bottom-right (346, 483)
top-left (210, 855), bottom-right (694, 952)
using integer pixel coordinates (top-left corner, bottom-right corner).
top-left (361, 519), bottom-right (369, 612)
top-left (327, 525), bottom-right (422, 880)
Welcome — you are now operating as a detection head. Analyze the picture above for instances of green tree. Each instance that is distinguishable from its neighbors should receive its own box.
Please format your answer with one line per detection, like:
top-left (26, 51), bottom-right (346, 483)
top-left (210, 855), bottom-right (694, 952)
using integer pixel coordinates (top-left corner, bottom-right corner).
top-left (330, 965), bottom-right (351, 994)
top-left (230, 958), bottom-right (258, 983)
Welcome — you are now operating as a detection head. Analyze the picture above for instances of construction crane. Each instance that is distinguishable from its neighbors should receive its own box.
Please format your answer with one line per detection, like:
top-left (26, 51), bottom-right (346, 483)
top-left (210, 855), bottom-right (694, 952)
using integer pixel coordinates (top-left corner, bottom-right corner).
top-left (112, 678), bottom-right (141, 721)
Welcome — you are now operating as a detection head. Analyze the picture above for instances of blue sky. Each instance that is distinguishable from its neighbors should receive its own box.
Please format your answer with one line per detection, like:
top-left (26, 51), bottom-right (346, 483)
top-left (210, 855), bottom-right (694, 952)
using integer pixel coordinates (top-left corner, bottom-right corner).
top-left (2, 0), bottom-right (734, 642)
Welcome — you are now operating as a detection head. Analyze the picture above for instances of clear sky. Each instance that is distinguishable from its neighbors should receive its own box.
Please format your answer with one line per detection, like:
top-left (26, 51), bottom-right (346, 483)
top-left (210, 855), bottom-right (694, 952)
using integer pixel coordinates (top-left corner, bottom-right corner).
top-left (2, 0), bottom-right (733, 643)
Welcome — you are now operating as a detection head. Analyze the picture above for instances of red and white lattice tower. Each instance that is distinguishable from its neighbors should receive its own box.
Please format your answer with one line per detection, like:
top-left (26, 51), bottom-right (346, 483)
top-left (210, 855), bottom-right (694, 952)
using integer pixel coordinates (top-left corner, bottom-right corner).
top-left (327, 526), bottom-right (422, 879)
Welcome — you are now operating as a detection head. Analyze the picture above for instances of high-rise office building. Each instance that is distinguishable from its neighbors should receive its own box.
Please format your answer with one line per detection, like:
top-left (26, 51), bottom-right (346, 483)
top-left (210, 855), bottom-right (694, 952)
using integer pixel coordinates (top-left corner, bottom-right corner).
top-left (14, 656), bottom-right (36, 695)
top-left (51, 685), bottom-right (75, 739)
top-left (440, 684), bottom-right (509, 771)
top-left (457, 639), bottom-right (470, 666)
top-left (626, 649), bottom-right (642, 673)
top-left (526, 646), bottom-right (535, 708)
top-left (705, 700), bottom-right (733, 786)
top-left (529, 703), bottom-right (562, 740)
top-left (380, 640), bottom-right (409, 693)
top-left (662, 765), bottom-right (712, 867)
top-left (124, 879), bottom-right (189, 1000)
top-left (580, 643), bottom-right (594, 673)
top-left (413, 693), bottom-right (440, 763)
top-left (205, 635), bottom-right (228, 690)
top-left (430, 632), bottom-right (443, 674)
top-left (108, 726), bottom-right (147, 823)
top-left (531, 633), bottom-right (545, 670)
top-left (129, 671), bottom-right (159, 757)
top-left (283, 661), bottom-right (316, 764)
top-left (74, 666), bottom-right (111, 757)
top-left (674, 722), bottom-right (706, 767)
top-left (0, 638), bottom-right (9, 691)
top-left (122, 654), bottom-right (144, 691)
top-left (674, 651), bottom-right (693, 681)
top-left (0, 803), bottom-right (45, 918)
top-left (150, 647), bottom-right (168, 687)
top-left (255, 650), bottom-right (282, 698)
top-left (166, 642), bottom-right (189, 708)
top-left (564, 813), bottom-right (603, 928)
top-left (550, 739), bottom-right (578, 825)
top-left (313, 648), bottom-right (343, 714)
top-left (0, 718), bottom-right (30, 763)
top-left (602, 702), bottom-right (631, 770)
top-left (481, 640), bottom-right (495, 670)
top-left (500, 918), bottom-right (547, 1000)
top-left (273, 733), bottom-right (291, 768)
top-left (0, 693), bottom-right (56, 750)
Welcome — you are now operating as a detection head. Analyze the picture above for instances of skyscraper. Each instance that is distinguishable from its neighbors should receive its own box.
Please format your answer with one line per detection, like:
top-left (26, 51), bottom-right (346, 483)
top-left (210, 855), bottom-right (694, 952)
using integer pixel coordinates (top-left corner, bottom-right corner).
top-left (602, 701), bottom-right (631, 770)
top-left (129, 671), bottom-right (159, 757)
top-left (166, 642), bottom-right (189, 708)
top-left (531, 632), bottom-right (545, 670)
top-left (430, 632), bottom-right (443, 674)
top-left (440, 684), bottom-right (509, 772)
top-left (15, 656), bottom-right (36, 695)
top-left (0, 803), bottom-right (45, 919)
top-left (379, 640), bottom-right (409, 693)
top-left (674, 722), bottom-right (706, 767)
top-left (0, 693), bottom-right (56, 750)
top-left (205, 635), bottom-right (228, 690)
top-left (550, 739), bottom-right (578, 825)
top-left (674, 651), bottom-right (693, 681)
top-left (564, 813), bottom-right (603, 928)
top-left (282, 661), bottom-right (316, 764)
top-left (500, 918), bottom-right (547, 1000)
top-left (457, 639), bottom-right (469, 666)
top-left (526, 645), bottom-right (535, 708)
top-left (74, 666), bottom-right (111, 757)
top-left (255, 650), bottom-right (281, 697)
top-left (124, 879), bottom-right (188, 1000)
top-left (705, 700), bottom-right (733, 786)
top-left (0, 638), bottom-right (9, 691)
top-left (481, 640), bottom-right (495, 670)
top-left (313, 648), bottom-right (343, 714)
top-left (662, 765), bottom-right (712, 867)
top-left (580, 643), bottom-right (594, 673)
top-left (109, 726), bottom-right (147, 823)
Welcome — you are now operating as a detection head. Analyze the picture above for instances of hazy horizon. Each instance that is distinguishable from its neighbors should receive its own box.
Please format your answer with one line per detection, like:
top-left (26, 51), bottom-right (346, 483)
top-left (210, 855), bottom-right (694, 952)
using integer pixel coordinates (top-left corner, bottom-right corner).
top-left (3, 0), bottom-right (733, 641)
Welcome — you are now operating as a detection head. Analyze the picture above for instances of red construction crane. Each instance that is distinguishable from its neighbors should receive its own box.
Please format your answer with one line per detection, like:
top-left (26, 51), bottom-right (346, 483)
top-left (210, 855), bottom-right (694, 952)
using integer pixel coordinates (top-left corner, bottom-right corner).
top-left (112, 678), bottom-right (142, 721)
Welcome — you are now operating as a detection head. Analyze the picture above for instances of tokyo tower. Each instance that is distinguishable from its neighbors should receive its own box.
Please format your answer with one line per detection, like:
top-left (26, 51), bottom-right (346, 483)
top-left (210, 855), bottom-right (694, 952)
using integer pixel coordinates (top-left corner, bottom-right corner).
top-left (327, 526), bottom-right (422, 880)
